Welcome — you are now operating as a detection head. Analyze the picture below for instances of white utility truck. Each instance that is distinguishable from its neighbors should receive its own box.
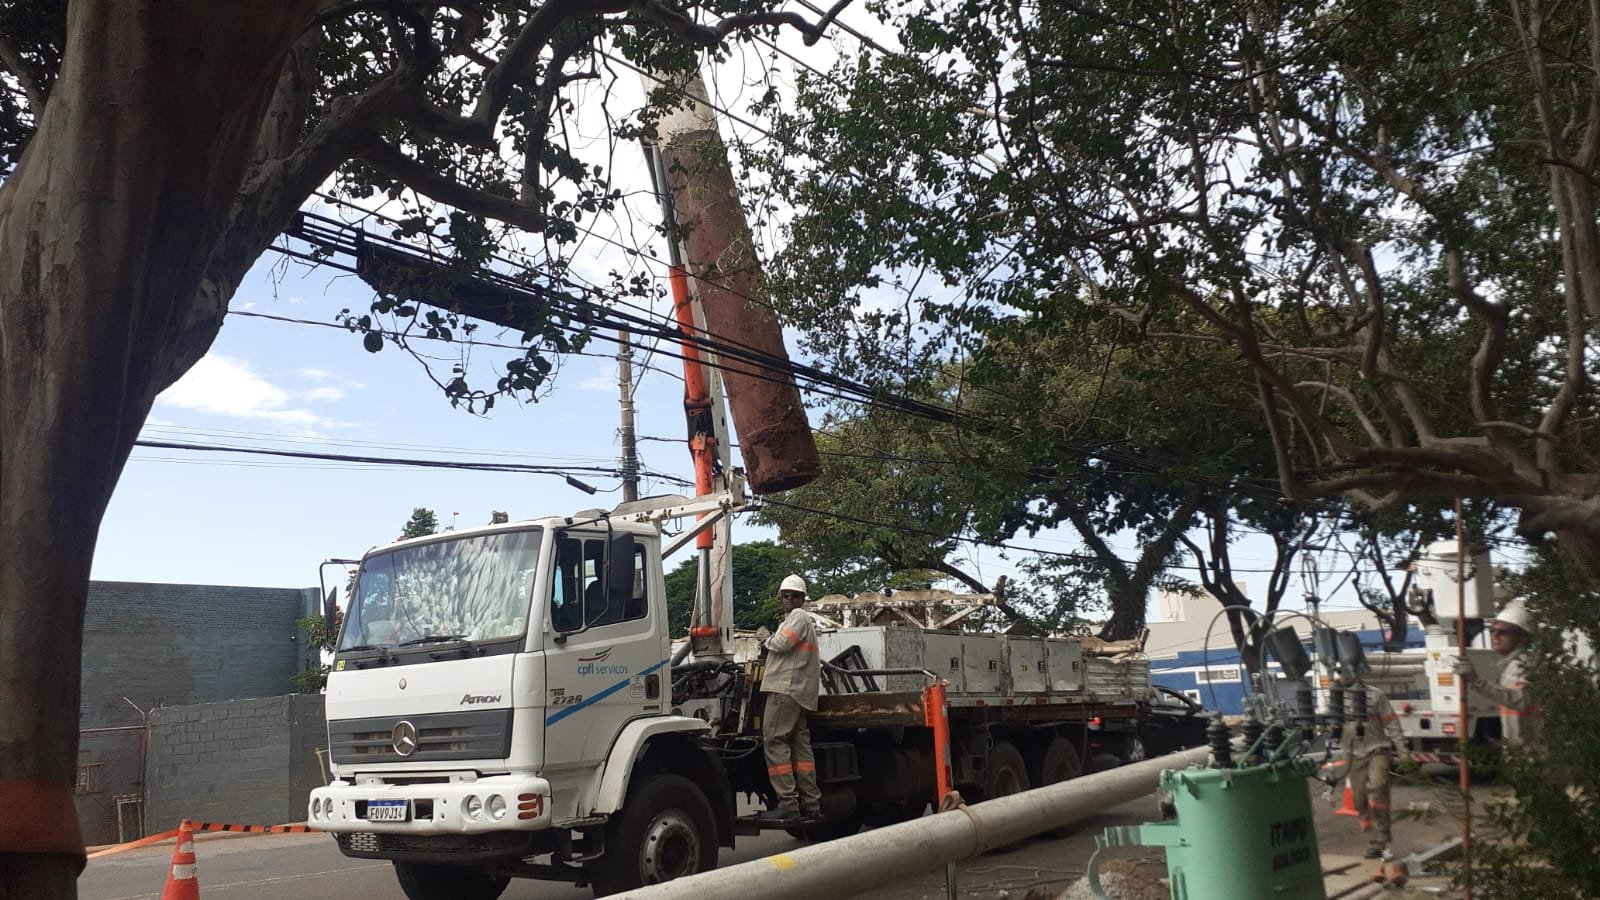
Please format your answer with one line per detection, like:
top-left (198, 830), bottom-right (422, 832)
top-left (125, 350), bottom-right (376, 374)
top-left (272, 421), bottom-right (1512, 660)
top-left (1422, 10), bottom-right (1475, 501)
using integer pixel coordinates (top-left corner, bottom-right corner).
top-left (1390, 541), bottom-right (1504, 757)
top-left (307, 498), bottom-right (1154, 898)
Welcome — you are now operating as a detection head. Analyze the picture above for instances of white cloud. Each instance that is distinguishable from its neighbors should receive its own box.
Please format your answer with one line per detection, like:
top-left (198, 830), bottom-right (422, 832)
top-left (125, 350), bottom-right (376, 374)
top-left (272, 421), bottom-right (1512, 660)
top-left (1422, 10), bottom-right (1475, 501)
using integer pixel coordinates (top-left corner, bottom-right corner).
top-left (576, 371), bottom-right (616, 392)
top-left (156, 355), bottom-right (349, 434)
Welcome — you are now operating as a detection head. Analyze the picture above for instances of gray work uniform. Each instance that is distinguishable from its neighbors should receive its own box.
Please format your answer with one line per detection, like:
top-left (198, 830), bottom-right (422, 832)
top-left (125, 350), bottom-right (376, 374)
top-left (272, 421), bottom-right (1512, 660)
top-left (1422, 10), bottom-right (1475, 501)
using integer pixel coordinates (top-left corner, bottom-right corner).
top-left (1340, 684), bottom-right (1404, 849)
top-left (1465, 646), bottom-right (1542, 745)
top-left (761, 607), bottom-right (822, 815)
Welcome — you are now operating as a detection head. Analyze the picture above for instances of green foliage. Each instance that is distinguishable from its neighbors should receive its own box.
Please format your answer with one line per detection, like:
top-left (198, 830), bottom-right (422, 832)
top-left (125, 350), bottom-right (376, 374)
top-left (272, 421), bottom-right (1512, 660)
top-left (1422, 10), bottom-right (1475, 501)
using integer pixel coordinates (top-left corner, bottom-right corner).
top-left (756, 0), bottom-right (1600, 559)
top-left (401, 507), bottom-right (439, 539)
top-left (1461, 547), bottom-right (1600, 897)
top-left (291, 611), bottom-right (341, 693)
top-left (663, 540), bottom-right (799, 637)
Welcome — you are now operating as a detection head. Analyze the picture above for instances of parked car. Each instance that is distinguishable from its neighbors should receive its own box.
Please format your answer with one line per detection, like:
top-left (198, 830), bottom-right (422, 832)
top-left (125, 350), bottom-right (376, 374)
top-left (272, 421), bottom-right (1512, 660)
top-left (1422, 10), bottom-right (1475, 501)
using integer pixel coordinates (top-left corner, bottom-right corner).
top-left (1138, 685), bottom-right (1212, 758)
top-left (1090, 686), bottom-right (1213, 763)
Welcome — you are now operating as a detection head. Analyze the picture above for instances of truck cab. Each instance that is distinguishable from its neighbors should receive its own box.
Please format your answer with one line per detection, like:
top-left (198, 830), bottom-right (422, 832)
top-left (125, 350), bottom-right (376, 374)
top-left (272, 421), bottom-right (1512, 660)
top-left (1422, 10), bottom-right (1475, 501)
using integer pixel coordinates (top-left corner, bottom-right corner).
top-left (309, 517), bottom-right (735, 899)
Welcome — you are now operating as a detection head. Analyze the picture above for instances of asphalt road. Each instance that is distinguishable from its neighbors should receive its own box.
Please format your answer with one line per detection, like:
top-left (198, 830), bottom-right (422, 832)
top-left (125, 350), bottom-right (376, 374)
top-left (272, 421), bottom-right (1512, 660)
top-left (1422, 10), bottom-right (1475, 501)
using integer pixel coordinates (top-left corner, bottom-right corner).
top-left (78, 799), bottom-right (1166, 900)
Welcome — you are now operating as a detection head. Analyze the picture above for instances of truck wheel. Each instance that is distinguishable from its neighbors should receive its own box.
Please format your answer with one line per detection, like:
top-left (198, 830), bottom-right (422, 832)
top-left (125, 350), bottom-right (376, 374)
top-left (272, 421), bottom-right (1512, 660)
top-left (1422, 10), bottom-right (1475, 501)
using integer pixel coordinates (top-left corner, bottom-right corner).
top-left (1032, 737), bottom-right (1081, 839)
top-left (985, 741), bottom-right (1031, 852)
top-left (393, 862), bottom-right (509, 900)
top-left (590, 773), bottom-right (718, 897)
top-left (985, 740), bottom-right (1030, 800)
top-left (1032, 737), bottom-right (1082, 788)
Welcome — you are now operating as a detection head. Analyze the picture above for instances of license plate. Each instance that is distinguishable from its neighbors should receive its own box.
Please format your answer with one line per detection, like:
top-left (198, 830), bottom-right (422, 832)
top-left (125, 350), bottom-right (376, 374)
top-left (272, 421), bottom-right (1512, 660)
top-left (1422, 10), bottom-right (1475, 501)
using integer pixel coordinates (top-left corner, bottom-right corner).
top-left (366, 800), bottom-right (409, 822)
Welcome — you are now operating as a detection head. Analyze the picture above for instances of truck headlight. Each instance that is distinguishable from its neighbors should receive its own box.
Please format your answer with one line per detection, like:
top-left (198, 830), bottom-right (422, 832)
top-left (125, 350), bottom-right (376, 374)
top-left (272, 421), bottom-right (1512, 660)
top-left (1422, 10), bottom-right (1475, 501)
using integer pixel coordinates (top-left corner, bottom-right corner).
top-left (463, 794), bottom-right (483, 820)
top-left (487, 795), bottom-right (507, 820)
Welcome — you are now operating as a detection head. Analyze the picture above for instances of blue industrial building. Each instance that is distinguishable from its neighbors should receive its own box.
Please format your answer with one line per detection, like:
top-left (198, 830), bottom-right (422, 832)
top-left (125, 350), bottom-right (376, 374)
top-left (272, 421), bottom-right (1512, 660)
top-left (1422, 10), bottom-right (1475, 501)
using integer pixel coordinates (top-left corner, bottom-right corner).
top-left (1150, 626), bottom-right (1426, 715)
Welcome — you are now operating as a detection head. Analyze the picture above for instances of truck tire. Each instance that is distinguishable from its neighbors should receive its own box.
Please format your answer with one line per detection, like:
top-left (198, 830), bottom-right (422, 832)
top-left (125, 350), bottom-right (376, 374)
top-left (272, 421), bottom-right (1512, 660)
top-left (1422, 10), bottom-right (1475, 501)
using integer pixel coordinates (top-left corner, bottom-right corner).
top-left (1033, 737), bottom-right (1083, 838)
top-left (393, 862), bottom-right (509, 900)
top-left (985, 740), bottom-right (1030, 800)
top-left (590, 773), bottom-right (718, 896)
top-left (984, 741), bottom-right (1031, 852)
top-left (1032, 736), bottom-right (1082, 788)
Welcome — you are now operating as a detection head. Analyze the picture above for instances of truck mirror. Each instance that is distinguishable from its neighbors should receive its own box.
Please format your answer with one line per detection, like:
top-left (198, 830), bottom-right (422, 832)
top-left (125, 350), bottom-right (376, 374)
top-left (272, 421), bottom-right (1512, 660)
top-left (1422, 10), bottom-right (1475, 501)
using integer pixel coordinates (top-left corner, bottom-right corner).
top-left (323, 587), bottom-right (340, 643)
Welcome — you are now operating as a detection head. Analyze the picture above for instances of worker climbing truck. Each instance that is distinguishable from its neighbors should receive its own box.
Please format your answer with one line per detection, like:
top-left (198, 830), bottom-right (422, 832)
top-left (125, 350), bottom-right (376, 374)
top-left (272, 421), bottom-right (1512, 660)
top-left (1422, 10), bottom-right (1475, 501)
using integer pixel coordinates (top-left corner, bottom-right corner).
top-left (306, 495), bottom-right (1155, 898)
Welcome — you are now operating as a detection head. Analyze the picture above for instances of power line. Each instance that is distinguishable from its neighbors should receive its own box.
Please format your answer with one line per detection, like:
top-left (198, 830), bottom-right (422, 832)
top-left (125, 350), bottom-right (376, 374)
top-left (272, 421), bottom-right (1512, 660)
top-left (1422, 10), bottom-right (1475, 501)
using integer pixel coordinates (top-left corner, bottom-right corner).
top-left (132, 438), bottom-right (694, 487)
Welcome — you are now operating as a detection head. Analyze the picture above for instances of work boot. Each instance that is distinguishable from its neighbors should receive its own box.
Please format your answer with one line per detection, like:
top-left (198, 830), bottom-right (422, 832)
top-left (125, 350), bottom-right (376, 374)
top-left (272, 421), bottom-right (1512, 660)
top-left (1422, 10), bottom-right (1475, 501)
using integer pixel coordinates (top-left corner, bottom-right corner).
top-left (1363, 846), bottom-right (1384, 859)
top-left (801, 808), bottom-right (824, 825)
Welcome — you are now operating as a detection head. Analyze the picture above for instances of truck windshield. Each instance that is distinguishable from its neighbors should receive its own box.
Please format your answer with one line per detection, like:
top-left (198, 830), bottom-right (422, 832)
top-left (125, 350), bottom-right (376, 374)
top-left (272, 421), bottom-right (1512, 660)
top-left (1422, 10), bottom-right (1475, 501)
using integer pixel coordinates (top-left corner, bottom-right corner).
top-left (339, 528), bottom-right (542, 651)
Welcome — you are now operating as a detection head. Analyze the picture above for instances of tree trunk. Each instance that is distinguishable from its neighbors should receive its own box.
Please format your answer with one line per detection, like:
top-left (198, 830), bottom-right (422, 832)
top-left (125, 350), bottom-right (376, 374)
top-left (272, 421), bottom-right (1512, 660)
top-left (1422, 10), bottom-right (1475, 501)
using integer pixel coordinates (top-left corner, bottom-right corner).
top-left (0, 3), bottom-right (314, 895)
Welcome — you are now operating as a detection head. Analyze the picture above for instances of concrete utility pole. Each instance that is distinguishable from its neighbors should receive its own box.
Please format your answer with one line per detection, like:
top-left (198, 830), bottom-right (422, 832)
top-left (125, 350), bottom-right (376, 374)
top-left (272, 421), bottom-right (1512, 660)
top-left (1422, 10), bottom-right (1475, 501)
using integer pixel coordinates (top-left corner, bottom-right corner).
top-left (629, 744), bottom-right (1215, 900)
top-left (648, 68), bottom-right (819, 496)
top-left (618, 327), bottom-right (639, 503)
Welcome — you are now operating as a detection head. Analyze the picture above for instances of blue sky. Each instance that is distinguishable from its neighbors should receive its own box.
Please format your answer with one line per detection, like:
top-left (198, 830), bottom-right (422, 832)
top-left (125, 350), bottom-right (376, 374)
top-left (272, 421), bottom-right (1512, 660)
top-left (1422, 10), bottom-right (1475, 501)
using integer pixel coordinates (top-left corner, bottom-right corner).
top-left (94, 251), bottom-right (714, 590)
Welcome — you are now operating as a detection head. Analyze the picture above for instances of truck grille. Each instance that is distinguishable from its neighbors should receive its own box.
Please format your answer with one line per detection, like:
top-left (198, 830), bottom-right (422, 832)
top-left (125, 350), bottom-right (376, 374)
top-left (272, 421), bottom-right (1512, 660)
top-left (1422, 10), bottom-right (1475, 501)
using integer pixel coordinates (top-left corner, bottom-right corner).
top-left (337, 830), bottom-right (536, 862)
top-left (328, 709), bottom-right (513, 765)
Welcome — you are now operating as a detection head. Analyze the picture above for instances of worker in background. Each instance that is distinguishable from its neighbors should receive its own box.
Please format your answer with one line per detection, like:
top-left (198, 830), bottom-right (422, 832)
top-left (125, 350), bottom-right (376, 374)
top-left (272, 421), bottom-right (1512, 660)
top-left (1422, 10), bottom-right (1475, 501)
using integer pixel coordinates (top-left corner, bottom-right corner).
top-left (1337, 666), bottom-right (1405, 859)
top-left (758, 574), bottom-right (823, 827)
top-left (1455, 598), bottom-right (1541, 745)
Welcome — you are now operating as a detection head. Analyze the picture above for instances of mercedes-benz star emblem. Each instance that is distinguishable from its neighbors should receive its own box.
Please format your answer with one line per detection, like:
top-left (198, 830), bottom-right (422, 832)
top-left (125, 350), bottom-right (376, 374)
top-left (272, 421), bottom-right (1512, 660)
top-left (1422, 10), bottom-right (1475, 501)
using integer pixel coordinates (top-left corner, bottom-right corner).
top-left (391, 720), bottom-right (419, 756)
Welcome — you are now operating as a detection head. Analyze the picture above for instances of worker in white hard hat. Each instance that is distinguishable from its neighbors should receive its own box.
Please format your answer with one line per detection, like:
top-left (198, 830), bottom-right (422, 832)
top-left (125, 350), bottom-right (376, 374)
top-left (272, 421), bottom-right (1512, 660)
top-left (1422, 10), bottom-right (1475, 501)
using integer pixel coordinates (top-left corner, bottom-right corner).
top-left (1455, 598), bottom-right (1541, 745)
top-left (757, 574), bottom-right (823, 827)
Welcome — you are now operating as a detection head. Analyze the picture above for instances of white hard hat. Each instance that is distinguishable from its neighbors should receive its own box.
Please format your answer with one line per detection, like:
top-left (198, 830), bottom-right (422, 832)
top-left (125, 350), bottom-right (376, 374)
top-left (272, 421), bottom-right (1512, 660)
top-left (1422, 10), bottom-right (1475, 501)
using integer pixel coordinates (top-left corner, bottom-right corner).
top-left (1494, 598), bottom-right (1530, 633)
top-left (780, 574), bottom-right (808, 597)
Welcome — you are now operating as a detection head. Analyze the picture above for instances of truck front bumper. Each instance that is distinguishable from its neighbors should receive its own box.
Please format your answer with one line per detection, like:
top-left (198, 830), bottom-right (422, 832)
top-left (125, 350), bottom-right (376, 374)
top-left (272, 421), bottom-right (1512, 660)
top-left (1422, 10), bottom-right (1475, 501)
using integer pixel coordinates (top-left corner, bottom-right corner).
top-left (309, 773), bottom-right (553, 835)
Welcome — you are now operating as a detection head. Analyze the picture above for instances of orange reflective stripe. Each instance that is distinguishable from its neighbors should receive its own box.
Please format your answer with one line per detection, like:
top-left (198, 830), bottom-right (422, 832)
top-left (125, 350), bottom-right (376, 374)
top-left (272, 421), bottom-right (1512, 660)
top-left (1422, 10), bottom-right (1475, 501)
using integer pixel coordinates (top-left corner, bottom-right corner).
top-left (796, 641), bottom-right (819, 654)
top-left (795, 761), bottom-right (816, 772)
top-left (780, 627), bottom-right (803, 643)
top-left (1376, 712), bottom-right (1398, 723)
top-left (768, 763), bottom-right (794, 776)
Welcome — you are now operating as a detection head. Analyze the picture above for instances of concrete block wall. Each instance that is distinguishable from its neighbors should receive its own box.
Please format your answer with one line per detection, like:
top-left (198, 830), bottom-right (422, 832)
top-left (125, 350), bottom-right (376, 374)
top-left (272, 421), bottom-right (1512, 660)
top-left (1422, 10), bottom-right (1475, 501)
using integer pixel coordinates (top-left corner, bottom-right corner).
top-left (145, 694), bottom-right (327, 831)
top-left (81, 581), bottom-right (322, 728)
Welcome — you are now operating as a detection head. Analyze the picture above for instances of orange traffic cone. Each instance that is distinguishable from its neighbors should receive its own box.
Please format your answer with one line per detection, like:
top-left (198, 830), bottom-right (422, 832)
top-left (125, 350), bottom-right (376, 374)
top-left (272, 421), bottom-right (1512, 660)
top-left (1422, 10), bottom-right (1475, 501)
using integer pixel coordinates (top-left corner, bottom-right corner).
top-left (161, 820), bottom-right (199, 900)
top-left (1335, 780), bottom-right (1360, 817)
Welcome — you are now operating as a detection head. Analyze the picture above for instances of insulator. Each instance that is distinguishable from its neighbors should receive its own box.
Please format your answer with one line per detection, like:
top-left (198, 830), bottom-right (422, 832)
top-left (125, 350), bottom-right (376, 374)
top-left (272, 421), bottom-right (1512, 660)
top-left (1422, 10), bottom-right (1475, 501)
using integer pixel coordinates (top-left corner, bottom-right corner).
top-left (1327, 686), bottom-right (1346, 726)
top-left (1294, 686), bottom-right (1316, 727)
top-left (1264, 723), bottom-right (1285, 756)
top-left (1207, 715), bottom-right (1234, 768)
top-left (1352, 686), bottom-right (1369, 738)
top-left (1242, 718), bottom-right (1265, 764)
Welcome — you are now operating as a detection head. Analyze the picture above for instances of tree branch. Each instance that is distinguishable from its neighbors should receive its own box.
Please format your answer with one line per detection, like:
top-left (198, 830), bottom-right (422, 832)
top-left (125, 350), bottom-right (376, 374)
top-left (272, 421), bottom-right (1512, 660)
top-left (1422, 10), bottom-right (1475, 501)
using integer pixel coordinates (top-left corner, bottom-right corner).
top-left (1292, 381), bottom-right (1384, 445)
top-left (360, 137), bottom-right (551, 232)
top-left (634, 0), bottom-right (856, 46)
top-left (0, 31), bottom-right (45, 112)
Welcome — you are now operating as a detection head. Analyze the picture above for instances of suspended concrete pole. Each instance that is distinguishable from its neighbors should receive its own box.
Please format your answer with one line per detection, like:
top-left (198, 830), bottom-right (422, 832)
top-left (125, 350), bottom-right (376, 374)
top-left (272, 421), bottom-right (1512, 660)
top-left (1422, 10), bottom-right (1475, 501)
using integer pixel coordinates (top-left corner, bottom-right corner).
top-left (647, 68), bottom-right (820, 496)
top-left (627, 744), bottom-right (1214, 900)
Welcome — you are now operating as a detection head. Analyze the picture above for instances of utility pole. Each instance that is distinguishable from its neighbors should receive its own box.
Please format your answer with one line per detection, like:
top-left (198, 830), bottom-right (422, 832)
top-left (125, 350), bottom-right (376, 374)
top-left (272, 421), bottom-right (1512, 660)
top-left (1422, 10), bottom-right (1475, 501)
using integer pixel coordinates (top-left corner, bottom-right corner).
top-left (618, 327), bottom-right (639, 503)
